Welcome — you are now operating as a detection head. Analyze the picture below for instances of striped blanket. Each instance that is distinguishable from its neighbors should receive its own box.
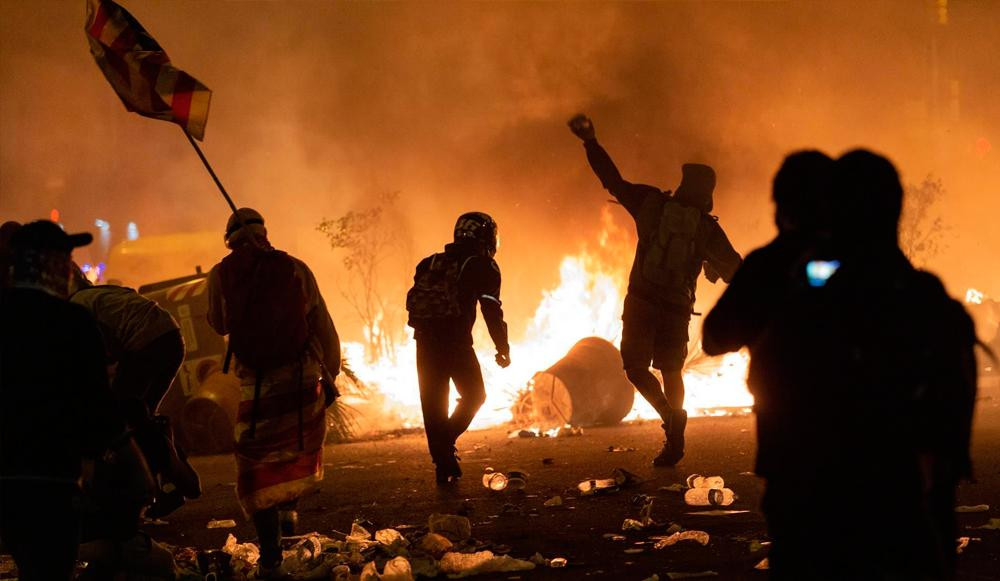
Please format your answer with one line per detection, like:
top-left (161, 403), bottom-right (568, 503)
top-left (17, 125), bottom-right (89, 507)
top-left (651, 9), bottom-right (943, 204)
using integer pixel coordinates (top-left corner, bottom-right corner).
top-left (233, 361), bottom-right (326, 516)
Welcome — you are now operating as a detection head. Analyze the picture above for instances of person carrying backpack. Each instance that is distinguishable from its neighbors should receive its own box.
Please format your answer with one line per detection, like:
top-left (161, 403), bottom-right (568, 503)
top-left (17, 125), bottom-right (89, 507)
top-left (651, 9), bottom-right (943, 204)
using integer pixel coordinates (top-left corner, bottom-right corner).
top-left (406, 212), bottom-right (511, 485)
top-left (568, 114), bottom-right (742, 467)
top-left (206, 208), bottom-right (341, 578)
top-left (68, 265), bottom-right (200, 519)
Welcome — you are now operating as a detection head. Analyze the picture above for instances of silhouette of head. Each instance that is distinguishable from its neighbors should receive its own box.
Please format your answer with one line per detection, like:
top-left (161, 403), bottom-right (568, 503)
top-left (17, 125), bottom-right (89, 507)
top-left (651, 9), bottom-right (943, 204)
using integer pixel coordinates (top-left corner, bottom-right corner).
top-left (833, 150), bottom-right (903, 251)
top-left (8, 220), bottom-right (92, 297)
top-left (224, 207), bottom-right (268, 249)
top-left (454, 212), bottom-right (498, 257)
top-left (673, 164), bottom-right (716, 213)
top-left (772, 150), bottom-right (835, 235)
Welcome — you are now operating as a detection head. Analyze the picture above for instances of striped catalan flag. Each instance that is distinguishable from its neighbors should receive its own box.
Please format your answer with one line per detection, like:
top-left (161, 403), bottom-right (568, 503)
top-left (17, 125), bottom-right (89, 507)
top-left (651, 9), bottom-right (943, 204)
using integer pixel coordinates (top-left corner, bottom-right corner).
top-left (85, 0), bottom-right (212, 140)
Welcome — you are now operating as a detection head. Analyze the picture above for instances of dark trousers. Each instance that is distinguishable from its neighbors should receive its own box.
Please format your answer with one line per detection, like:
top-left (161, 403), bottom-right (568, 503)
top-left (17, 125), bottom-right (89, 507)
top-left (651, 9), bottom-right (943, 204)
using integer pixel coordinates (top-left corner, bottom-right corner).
top-left (620, 295), bottom-right (690, 421)
top-left (0, 480), bottom-right (80, 581)
top-left (112, 329), bottom-right (185, 426)
top-left (416, 340), bottom-right (486, 465)
top-left (252, 500), bottom-right (298, 566)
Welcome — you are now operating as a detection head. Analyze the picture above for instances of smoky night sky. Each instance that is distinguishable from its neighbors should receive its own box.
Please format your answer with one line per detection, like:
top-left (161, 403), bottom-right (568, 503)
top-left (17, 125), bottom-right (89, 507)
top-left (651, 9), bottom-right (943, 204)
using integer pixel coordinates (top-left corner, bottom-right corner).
top-left (1, 1), bottom-right (998, 339)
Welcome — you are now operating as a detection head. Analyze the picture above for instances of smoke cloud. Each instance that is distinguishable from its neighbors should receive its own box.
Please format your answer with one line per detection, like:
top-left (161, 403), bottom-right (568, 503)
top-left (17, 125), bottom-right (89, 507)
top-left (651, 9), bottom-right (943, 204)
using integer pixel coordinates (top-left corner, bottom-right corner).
top-left (2, 1), bottom-right (997, 340)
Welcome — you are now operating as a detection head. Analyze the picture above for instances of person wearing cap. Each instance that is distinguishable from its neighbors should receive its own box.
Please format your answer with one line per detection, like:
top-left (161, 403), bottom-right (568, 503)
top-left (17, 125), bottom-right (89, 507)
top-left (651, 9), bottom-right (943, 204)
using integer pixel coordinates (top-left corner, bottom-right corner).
top-left (0, 220), bottom-right (124, 580)
top-left (568, 114), bottom-right (742, 467)
top-left (206, 208), bottom-right (341, 578)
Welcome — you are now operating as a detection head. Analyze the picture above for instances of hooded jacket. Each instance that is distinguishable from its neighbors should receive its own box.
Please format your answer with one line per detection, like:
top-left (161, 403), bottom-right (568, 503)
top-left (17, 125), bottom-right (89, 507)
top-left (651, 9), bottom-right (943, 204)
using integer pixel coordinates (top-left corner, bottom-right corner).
top-left (583, 139), bottom-right (742, 308)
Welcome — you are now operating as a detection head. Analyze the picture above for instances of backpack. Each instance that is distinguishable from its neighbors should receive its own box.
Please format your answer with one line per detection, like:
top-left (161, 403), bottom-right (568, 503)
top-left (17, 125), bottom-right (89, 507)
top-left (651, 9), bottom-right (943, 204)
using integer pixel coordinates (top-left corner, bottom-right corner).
top-left (406, 253), bottom-right (474, 323)
top-left (218, 246), bottom-right (310, 371)
top-left (640, 199), bottom-right (703, 289)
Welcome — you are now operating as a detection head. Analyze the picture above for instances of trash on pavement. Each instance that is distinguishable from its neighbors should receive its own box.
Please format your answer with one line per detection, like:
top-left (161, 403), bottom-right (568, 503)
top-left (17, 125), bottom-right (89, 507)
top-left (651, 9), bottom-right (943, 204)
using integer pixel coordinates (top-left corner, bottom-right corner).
top-left (483, 470), bottom-right (510, 491)
top-left (361, 556), bottom-right (414, 581)
top-left (428, 513), bottom-right (472, 541)
top-left (755, 558), bottom-right (770, 570)
top-left (206, 518), bottom-right (237, 529)
top-left (507, 470), bottom-right (528, 491)
top-left (653, 530), bottom-right (710, 549)
top-left (623, 548), bottom-right (645, 554)
top-left (550, 557), bottom-right (568, 568)
top-left (332, 564), bottom-right (352, 581)
top-left (665, 571), bottom-right (719, 579)
top-left (375, 528), bottom-right (410, 549)
top-left (956, 505), bottom-right (990, 513)
top-left (417, 532), bottom-right (454, 558)
top-left (578, 467), bottom-right (640, 496)
top-left (608, 446), bottom-right (637, 452)
top-left (438, 550), bottom-right (535, 577)
top-left (683, 487), bottom-right (736, 507)
top-left (221, 533), bottom-right (259, 566)
top-left (956, 537), bottom-right (981, 554)
top-left (685, 474), bottom-right (725, 489)
top-left (557, 426), bottom-right (584, 437)
top-left (603, 533), bottom-right (627, 541)
top-left (973, 518), bottom-right (1000, 530)
top-left (748, 539), bottom-right (770, 553)
top-left (658, 483), bottom-right (685, 493)
top-left (622, 518), bottom-right (647, 531)
top-left (685, 510), bottom-right (750, 516)
top-left (642, 575), bottom-right (660, 581)
top-left (543, 495), bottom-right (563, 507)
top-left (541, 457), bottom-right (555, 465)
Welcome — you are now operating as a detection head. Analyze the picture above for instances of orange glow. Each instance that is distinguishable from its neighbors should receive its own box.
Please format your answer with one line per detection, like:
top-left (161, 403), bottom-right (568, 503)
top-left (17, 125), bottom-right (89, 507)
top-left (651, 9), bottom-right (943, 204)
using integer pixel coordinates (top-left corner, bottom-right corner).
top-left (345, 208), bottom-right (752, 433)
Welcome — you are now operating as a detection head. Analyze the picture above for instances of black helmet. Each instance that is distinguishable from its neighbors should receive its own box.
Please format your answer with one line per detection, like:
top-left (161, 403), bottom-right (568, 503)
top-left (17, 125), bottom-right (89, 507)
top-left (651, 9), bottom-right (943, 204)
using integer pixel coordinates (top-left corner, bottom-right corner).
top-left (454, 212), bottom-right (498, 257)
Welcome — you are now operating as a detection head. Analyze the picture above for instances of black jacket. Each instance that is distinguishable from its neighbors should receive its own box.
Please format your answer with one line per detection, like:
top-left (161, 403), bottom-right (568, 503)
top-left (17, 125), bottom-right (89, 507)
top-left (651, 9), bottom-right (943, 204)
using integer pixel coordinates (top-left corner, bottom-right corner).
top-left (410, 241), bottom-right (509, 353)
top-left (1, 287), bottom-right (123, 483)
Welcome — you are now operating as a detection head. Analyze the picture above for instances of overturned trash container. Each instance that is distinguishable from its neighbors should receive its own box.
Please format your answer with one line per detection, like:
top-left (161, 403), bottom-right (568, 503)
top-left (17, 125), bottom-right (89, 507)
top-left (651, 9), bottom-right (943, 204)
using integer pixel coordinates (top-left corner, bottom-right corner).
top-left (530, 337), bottom-right (634, 426)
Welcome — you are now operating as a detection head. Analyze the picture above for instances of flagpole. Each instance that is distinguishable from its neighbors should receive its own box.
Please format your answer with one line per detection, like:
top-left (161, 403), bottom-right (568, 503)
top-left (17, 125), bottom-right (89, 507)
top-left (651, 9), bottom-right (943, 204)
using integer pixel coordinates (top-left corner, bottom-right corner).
top-left (183, 129), bottom-right (240, 215)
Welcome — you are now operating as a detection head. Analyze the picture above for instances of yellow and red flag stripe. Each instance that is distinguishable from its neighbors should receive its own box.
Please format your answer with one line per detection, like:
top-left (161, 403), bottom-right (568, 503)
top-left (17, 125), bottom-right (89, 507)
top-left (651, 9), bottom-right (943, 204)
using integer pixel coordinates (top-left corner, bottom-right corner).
top-left (85, 0), bottom-right (211, 140)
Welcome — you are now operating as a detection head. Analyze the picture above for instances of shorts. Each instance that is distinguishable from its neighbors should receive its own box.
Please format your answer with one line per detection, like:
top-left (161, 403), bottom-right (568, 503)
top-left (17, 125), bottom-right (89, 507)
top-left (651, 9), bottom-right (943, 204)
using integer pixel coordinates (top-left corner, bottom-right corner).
top-left (620, 294), bottom-right (691, 372)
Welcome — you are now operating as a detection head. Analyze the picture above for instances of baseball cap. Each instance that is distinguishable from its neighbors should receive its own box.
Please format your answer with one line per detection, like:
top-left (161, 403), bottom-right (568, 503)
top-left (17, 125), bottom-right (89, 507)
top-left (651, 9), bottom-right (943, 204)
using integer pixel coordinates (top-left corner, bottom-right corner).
top-left (9, 220), bottom-right (93, 252)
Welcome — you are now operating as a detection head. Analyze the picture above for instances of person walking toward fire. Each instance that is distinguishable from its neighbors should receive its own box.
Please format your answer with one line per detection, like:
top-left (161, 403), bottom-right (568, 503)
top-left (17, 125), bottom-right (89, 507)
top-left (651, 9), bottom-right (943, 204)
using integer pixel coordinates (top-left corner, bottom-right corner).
top-left (207, 208), bottom-right (341, 578)
top-left (406, 212), bottom-right (511, 485)
top-left (568, 114), bottom-right (742, 467)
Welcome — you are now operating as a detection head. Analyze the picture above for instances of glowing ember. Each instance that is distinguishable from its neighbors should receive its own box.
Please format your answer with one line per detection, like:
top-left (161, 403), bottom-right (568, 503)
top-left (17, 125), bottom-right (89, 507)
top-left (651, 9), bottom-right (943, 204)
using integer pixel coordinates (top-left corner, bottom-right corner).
top-left (345, 210), bottom-right (753, 433)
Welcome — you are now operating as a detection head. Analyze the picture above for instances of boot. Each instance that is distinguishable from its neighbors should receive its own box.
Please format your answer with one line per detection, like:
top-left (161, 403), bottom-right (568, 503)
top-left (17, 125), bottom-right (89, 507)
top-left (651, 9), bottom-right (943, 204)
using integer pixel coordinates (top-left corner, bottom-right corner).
top-left (652, 410), bottom-right (688, 467)
top-left (434, 447), bottom-right (462, 485)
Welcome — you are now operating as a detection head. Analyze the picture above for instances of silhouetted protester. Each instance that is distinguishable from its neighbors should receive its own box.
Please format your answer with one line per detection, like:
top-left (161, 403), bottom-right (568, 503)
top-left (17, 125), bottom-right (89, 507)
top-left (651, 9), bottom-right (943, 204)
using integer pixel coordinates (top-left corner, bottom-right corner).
top-left (723, 150), bottom-right (975, 580)
top-left (207, 208), bottom-right (341, 578)
top-left (0, 220), bottom-right (123, 581)
top-left (703, 151), bottom-right (834, 358)
top-left (568, 114), bottom-right (742, 466)
top-left (0, 221), bottom-right (21, 294)
top-left (406, 212), bottom-right (511, 484)
top-left (69, 265), bottom-right (201, 518)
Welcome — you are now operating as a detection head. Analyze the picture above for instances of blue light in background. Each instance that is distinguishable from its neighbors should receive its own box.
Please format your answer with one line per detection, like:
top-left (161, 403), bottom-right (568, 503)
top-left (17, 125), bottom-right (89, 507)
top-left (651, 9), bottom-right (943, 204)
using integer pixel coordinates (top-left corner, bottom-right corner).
top-left (127, 222), bottom-right (139, 241)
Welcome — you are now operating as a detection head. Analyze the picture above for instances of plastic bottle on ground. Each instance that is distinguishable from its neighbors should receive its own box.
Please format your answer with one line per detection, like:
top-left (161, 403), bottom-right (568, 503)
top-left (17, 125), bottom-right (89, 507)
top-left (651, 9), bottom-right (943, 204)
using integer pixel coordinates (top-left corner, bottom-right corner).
top-left (482, 471), bottom-right (509, 491)
top-left (577, 477), bottom-right (619, 495)
top-left (683, 487), bottom-right (736, 506)
top-left (685, 474), bottom-right (725, 489)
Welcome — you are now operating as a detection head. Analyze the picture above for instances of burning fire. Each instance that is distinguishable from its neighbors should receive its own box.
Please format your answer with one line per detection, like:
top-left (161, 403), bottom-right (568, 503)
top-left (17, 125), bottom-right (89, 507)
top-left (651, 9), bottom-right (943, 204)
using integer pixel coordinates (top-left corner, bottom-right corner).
top-left (966, 288), bottom-right (984, 305)
top-left (343, 208), bottom-right (753, 433)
